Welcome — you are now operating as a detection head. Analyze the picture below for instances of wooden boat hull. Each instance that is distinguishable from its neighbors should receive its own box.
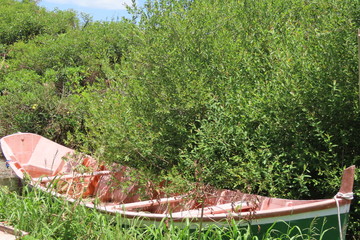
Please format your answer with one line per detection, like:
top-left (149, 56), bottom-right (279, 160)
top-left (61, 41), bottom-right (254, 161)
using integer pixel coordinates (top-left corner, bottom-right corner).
top-left (0, 133), bottom-right (355, 239)
top-left (92, 200), bottom-right (351, 239)
top-left (0, 223), bottom-right (28, 239)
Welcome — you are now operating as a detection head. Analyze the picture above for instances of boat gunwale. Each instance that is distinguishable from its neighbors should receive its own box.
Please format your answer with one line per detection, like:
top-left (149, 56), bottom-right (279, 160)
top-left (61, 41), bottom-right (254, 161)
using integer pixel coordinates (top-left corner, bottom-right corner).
top-left (29, 181), bottom-right (351, 222)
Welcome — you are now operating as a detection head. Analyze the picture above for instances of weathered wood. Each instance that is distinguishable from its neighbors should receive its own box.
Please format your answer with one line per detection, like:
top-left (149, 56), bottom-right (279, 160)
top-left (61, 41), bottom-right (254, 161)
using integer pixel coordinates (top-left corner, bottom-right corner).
top-left (0, 223), bottom-right (29, 239)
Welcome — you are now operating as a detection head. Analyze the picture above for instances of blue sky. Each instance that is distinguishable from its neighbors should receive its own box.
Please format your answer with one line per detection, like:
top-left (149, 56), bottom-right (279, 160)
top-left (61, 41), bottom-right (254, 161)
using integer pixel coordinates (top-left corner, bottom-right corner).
top-left (39, 0), bottom-right (145, 22)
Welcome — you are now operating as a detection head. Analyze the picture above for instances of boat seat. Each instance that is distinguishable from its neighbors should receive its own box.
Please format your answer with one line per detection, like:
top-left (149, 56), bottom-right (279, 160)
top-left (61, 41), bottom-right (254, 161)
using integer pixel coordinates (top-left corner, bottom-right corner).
top-left (7, 155), bottom-right (58, 178)
top-left (32, 170), bottom-right (111, 182)
top-left (22, 165), bottom-right (54, 178)
top-left (114, 196), bottom-right (185, 211)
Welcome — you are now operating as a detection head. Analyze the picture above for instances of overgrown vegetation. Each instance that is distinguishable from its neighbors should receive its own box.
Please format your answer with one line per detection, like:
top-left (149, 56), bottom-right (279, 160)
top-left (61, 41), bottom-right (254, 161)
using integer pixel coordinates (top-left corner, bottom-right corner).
top-left (0, 0), bottom-right (359, 238)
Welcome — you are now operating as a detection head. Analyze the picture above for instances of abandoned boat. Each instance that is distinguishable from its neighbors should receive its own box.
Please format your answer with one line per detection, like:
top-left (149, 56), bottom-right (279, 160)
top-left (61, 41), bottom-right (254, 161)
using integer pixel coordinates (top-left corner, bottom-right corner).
top-left (0, 132), bottom-right (355, 239)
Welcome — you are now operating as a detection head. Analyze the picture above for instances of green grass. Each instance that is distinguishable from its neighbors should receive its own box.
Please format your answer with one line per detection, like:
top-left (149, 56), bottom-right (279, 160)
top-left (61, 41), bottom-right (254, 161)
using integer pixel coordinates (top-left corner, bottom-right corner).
top-left (0, 186), bottom-right (330, 240)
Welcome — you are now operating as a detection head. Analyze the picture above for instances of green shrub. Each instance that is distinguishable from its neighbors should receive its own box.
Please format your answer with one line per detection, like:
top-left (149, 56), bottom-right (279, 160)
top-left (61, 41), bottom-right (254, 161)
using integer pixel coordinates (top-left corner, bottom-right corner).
top-left (0, 69), bottom-right (83, 142)
top-left (83, 0), bottom-right (360, 236)
top-left (0, 0), bottom-right (78, 45)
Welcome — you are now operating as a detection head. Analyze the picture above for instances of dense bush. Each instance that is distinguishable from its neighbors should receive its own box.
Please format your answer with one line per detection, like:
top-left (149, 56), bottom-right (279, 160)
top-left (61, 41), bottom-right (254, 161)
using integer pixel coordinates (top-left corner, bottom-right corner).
top-left (89, 0), bottom-right (359, 193)
top-left (0, 1), bottom-right (133, 143)
top-left (0, 0), bottom-right (78, 45)
top-left (83, 0), bottom-right (360, 237)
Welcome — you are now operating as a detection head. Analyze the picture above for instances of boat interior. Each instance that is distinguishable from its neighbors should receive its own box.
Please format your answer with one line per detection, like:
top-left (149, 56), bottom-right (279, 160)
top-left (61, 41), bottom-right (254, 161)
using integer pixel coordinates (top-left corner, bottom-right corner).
top-left (23, 159), bottom-right (322, 216)
top-left (2, 133), bottom-right (351, 216)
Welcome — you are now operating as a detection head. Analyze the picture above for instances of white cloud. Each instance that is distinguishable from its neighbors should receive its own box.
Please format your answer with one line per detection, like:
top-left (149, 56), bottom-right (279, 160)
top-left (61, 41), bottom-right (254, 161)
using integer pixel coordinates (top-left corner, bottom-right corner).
top-left (45, 0), bottom-right (134, 10)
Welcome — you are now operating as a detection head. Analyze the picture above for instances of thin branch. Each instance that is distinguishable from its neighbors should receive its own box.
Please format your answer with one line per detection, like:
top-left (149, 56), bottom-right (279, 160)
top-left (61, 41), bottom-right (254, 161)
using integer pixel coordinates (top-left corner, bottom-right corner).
top-left (358, 29), bottom-right (360, 106)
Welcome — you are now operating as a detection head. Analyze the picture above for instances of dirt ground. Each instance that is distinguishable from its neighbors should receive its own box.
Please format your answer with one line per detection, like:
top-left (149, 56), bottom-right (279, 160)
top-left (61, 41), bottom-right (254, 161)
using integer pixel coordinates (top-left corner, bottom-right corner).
top-left (0, 158), bottom-right (19, 191)
top-left (0, 158), bottom-right (15, 178)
